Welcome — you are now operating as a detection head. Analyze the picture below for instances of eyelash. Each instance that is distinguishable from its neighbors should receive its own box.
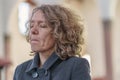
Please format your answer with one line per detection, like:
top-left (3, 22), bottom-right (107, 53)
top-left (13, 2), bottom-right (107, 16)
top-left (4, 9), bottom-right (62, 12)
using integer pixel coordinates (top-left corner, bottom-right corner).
top-left (30, 25), bottom-right (33, 28)
top-left (39, 25), bottom-right (47, 28)
top-left (29, 24), bottom-right (48, 28)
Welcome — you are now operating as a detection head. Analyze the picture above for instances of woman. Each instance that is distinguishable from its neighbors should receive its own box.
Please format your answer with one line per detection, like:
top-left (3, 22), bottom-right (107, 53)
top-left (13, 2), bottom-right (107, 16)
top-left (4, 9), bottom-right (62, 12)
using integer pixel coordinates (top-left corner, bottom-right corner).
top-left (13, 4), bottom-right (91, 80)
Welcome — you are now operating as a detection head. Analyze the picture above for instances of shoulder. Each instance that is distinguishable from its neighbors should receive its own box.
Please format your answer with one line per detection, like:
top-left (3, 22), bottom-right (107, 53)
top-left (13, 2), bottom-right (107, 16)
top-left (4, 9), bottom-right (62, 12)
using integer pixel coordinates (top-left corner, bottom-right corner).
top-left (68, 57), bottom-right (91, 80)
top-left (14, 59), bottom-right (32, 75)
top-left (13, 59), bottom-right (33, 80)
top-left (67, 56), bottom-right (89, 66)
top-left (16, 59), bottom-right (32, 70)
top-left (67, 56), bottom-right (90, 72)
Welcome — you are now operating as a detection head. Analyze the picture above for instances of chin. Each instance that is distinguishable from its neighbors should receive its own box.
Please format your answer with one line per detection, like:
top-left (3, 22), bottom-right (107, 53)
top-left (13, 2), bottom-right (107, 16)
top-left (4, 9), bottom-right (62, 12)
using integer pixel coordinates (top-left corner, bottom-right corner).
top-left (31, 48), bottom-right (39, 52)
top-left (31, 48), bottom-right (44, 53)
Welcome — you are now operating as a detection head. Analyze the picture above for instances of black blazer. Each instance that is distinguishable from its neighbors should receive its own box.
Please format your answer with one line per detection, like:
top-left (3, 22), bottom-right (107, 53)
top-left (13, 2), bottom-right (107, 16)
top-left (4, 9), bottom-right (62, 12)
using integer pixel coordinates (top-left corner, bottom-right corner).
top-left (14, 53), bottom-right (91, 80)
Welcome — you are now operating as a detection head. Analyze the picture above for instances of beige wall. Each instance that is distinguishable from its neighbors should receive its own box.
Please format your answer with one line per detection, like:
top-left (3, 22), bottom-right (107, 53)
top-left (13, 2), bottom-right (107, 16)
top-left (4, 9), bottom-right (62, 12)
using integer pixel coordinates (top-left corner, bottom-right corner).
top-left (112, 1), bottom-right (120, 80)
top-left (7, 2), bottom-right (32, 80)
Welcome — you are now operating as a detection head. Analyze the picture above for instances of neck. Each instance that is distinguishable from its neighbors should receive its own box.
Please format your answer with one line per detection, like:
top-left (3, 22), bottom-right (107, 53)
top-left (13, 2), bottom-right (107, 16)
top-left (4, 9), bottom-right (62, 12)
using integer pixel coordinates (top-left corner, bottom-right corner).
top-left (39, 48), bottom-right (54, 68)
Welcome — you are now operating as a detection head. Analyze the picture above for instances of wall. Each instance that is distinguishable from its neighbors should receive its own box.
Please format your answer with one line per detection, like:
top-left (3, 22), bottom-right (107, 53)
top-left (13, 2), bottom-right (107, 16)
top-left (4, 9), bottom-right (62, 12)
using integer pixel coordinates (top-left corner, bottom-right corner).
top-left (112, 1), bottom-right (120, 80)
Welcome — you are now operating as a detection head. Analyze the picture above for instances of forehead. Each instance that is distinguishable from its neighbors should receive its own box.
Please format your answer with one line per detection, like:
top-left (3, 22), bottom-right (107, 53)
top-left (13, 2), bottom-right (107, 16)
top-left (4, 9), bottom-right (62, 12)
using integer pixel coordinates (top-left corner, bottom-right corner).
top-left (31, 10), bottom-right (46, 22)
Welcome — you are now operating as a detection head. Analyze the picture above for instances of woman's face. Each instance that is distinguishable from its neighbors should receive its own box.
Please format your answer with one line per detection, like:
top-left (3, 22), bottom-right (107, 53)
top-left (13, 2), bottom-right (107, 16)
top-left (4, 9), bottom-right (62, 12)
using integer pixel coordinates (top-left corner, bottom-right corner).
top-left (29, 10), bottom-right (55, 53)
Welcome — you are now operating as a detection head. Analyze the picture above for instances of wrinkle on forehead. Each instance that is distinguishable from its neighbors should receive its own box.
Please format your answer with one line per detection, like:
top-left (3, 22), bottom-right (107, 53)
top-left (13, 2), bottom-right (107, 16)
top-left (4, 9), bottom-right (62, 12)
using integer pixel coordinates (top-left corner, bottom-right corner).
top-left (31, 10), bottom-right (46, 22)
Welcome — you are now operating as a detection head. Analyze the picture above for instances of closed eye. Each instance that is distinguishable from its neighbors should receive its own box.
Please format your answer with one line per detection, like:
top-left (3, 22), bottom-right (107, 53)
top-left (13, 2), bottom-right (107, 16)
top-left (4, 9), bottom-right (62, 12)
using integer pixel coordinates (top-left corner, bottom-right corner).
top-left (39, 24), bottom-right (48, 28)
top-left (30, 24), bottom-right (34, 28)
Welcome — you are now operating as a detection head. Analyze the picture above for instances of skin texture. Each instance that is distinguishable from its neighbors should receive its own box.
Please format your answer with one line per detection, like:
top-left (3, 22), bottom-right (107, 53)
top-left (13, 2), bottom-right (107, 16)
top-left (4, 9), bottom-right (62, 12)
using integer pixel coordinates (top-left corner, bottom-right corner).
top-left (29, 10), bottom-right (55, 66)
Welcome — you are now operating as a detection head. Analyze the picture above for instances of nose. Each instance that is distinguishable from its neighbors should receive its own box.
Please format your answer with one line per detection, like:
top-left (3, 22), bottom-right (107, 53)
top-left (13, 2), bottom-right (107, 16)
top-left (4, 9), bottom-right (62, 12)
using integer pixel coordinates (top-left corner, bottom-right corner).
top-left (30, 26), bottom-right (39, 35)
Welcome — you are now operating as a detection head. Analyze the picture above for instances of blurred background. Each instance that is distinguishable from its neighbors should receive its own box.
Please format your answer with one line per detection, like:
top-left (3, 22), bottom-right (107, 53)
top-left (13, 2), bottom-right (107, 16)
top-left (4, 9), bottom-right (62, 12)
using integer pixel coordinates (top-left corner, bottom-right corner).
top-left (0, 0), bottom-right (120, 80)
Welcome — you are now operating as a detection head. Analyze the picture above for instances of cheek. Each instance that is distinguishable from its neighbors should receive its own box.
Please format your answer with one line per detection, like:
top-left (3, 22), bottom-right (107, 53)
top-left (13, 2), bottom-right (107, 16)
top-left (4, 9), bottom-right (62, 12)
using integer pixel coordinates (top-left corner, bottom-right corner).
top-left (39, 31), bottom-right (52, 40)
top-left (39, 34), bottom-right (46, 40)
top-left (44, 34), bottom-right (55, 45)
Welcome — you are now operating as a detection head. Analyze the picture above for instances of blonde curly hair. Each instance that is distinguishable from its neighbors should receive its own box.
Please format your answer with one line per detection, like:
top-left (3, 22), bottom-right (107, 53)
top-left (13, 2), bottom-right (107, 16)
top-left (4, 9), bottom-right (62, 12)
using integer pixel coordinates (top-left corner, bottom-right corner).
top-left (26, 4), bottom-right (84, 60)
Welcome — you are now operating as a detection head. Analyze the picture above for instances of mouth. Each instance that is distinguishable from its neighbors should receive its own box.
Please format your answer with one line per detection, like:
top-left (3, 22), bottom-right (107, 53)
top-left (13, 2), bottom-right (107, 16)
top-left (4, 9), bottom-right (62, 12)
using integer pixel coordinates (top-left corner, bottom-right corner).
top-left (30, 39), bottom-right (39, 43)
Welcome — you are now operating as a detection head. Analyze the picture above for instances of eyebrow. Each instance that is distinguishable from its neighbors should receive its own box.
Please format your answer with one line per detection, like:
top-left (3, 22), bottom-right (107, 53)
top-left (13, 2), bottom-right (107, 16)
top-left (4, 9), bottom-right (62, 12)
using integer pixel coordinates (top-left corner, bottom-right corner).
top-left (30, 20), bottom-right (46, 24)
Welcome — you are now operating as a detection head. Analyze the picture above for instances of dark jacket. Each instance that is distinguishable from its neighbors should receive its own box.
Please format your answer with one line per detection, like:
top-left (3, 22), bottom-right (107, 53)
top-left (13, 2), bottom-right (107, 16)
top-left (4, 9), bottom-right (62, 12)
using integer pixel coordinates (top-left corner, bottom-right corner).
top-left (13, 53), bottom-right (91, 80)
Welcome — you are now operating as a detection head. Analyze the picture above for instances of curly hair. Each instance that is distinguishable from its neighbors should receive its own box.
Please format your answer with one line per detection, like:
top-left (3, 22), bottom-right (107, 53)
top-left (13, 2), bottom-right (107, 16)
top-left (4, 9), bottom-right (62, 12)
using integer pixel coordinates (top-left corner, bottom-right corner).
top-left (26, 4), bottom-right (84, 60)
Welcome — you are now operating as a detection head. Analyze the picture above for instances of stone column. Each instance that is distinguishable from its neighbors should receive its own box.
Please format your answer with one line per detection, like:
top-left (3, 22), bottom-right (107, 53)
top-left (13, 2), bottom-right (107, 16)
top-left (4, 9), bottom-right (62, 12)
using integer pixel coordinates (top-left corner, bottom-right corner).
top-left (102, 20), bottom-right (113, 80)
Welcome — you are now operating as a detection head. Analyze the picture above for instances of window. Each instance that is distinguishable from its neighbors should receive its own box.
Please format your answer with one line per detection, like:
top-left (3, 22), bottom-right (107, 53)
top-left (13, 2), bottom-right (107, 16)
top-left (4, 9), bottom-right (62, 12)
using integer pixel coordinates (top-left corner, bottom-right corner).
top-left (18, 2), bottom-right (30, 35)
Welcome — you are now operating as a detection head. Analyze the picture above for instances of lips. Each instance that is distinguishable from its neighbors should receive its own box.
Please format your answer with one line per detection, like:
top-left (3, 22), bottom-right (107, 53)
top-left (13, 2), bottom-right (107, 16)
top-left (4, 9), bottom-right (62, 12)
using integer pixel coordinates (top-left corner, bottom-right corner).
top-left (30, 39), bottom-right (39, 43)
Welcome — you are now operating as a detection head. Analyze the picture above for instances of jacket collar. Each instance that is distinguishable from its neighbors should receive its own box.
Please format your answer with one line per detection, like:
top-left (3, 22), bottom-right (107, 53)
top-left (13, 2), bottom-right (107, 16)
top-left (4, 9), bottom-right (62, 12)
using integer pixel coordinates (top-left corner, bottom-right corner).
top-left (25, 52), bottom-right (60, 73)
